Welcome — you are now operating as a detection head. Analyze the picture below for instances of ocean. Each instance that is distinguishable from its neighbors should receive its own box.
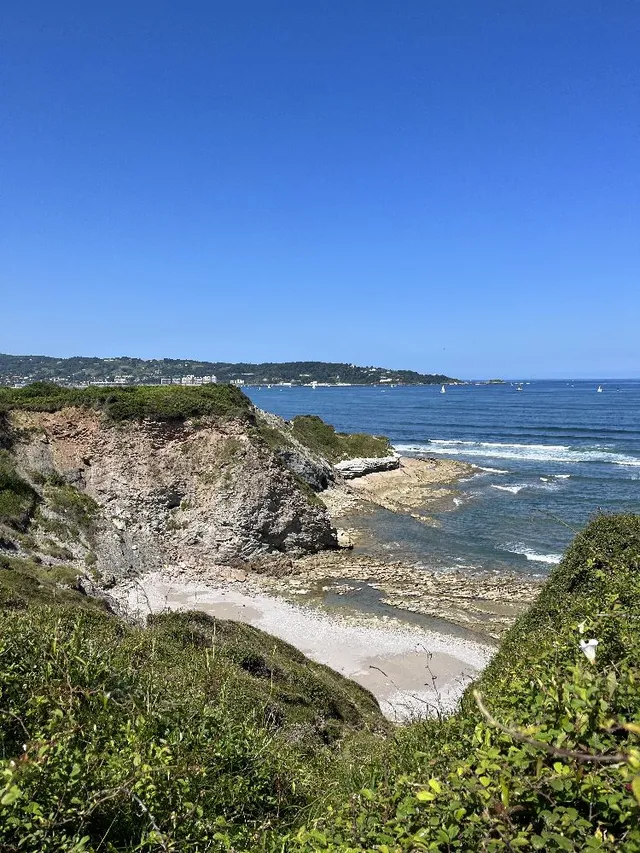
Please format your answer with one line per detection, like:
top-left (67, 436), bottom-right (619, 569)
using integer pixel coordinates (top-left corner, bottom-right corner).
top-left (245, 380), bottom-right (640, 577)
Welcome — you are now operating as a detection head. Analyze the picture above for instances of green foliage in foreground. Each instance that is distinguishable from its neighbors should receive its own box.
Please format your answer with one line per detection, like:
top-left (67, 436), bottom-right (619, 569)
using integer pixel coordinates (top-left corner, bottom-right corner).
top-left (0, 515), bottom-right (639, 851)
top-left (0, 606), bottom-right (386, 852)
top-left (291, 415), bottom-right (392, 463)
top-left (0, 382), bottom-right (254, 423)
top-left (285, 514), bottom-right (640, 852)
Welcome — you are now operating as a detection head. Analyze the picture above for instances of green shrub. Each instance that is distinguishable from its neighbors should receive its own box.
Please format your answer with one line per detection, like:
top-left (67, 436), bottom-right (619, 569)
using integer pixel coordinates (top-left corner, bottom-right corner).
top-left (291, 415), bottom-right (391, 463)
top-left (44, 482), bottom-right (98, 536)
top-left (279, 514), bottom-right (640, 852)
top-left (0, 450), bottom-right (37, 530)
top-left (0, 383), bottom-right (255, 424)
top-left (0, 607), bottom-right (386, 852)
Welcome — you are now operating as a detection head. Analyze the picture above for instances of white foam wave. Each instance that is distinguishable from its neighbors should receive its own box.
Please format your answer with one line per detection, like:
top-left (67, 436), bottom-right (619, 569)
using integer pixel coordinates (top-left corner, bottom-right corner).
top-left (476, 466), bottom-right (510, 474)
top-left (501, 543), bottom-right (562, 565)
top-left (394, 443), bottom-right (436, 455)
top-left (491, 484), bottom-right (525, 494)
top-left (394, 440), bottom-right (640, 467)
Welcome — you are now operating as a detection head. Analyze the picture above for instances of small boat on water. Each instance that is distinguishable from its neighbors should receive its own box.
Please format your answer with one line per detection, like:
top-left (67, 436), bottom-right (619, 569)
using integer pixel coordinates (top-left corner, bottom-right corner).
top-left (597, 385), bottom-right (603, 393)
top-left (440, 385), bottom-right (446, 394)
top-left (517, 385), bottom-right (523, 391)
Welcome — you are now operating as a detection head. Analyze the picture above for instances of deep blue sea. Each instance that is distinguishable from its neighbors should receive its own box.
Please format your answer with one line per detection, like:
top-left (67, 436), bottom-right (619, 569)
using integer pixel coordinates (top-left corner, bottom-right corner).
top-left (245, 381), bottom-right (640, 578)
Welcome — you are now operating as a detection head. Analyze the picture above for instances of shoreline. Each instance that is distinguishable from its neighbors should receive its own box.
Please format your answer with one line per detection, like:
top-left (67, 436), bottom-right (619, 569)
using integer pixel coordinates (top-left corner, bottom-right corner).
top-left (109, 455), bottom-right (539, 720)
top-left (111, 571), bottom-right (494, 721)
top-left (250, 549), bottom-right (541, 640)
top-left (321, 455), bottom-right (475, 523)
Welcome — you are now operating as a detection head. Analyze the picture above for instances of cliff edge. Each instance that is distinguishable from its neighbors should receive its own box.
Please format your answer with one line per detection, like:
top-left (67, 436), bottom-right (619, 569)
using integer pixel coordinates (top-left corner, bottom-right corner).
top-left (0, 383), bottom-right (340, 588)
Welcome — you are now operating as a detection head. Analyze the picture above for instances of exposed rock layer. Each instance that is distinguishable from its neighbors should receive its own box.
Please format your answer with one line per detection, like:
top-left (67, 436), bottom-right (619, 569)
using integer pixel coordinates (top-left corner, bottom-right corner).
top-left (334, 455), bottom-right (400, 479)
top-left (7, 408), bottom-right (338, 580)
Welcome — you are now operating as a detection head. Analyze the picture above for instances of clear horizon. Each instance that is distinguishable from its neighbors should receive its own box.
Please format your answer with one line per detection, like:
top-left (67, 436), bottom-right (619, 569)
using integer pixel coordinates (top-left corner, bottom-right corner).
top-left (2, 3), bottom-right (638, 379)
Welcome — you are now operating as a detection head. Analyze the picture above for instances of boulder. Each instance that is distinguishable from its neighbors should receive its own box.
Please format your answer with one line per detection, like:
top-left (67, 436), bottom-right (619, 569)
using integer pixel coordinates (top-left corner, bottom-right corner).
top-left (334, 455), bottom-right (400, 479)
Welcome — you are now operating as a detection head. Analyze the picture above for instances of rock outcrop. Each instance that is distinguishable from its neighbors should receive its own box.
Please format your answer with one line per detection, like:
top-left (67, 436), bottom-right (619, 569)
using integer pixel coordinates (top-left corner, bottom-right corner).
top-left (334, 455), bottom-right (400, 479)
top-left (258, 410), bottom-right (336, 491)
top-left (5, 407), bottom-right (338, 581)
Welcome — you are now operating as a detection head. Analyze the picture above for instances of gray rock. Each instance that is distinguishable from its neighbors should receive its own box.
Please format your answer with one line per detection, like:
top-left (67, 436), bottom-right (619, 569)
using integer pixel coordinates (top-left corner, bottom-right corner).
top-left (9, 407), bottom-right (339, 581)
top-left (334, 455), bottom-right (400, 479)
top-left (277, 448), bottom-right (333, 491)
top-left (73, 576), bottom-right (131, 620)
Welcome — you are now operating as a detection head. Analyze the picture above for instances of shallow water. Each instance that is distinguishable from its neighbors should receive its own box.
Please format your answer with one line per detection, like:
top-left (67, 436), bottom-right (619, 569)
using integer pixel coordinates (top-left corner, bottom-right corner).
top-left (115, 574), bottom-right (491, 720)
top-left (246, 381), bottom-right (640, 577)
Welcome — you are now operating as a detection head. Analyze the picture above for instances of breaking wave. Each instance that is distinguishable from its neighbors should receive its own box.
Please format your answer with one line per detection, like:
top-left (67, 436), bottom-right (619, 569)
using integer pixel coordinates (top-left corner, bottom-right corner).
top-left (394, 440), bottom-right (640, 467)
top-left (500, 543), bottom-right (562, 565)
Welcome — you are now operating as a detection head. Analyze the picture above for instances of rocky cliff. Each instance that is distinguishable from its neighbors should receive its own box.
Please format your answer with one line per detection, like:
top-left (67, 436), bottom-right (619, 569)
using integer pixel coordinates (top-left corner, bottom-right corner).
top-left (0, 390), bottom-right (340, 586)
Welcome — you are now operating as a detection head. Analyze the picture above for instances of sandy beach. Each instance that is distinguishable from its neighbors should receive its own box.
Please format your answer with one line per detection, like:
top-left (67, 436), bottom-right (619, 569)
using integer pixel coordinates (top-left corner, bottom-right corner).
top-left (112, 572), bottom-right (494, 721)
top-left (108, 455), bottom-right (536, 721)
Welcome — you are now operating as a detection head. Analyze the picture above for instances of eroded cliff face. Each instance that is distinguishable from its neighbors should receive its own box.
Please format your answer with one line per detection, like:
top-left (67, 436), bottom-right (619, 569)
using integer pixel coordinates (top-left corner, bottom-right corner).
top-left (6, 408), bottom-right (337, 581)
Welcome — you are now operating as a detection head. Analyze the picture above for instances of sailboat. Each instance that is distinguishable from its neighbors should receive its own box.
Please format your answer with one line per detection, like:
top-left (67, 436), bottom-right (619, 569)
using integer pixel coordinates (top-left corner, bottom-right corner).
top-left (597, 385), bottom-right (603, 393)
top-left (440, 385), bottom-right (446, 394)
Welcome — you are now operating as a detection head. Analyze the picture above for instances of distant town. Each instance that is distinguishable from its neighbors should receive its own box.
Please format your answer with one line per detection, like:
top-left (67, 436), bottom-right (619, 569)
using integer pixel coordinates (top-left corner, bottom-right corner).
top-left (0, 355), bottom-right (459, 389)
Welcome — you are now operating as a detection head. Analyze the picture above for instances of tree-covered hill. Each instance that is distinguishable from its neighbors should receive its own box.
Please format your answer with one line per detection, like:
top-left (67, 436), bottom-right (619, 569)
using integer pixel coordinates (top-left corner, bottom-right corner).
top-left (0, 353), bottom-right (457, 386)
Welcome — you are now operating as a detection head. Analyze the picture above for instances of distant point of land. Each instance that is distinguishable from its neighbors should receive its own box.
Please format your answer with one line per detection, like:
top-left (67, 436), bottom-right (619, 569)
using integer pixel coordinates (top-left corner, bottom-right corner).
top-left (0, 354), bottom-right (458, 388)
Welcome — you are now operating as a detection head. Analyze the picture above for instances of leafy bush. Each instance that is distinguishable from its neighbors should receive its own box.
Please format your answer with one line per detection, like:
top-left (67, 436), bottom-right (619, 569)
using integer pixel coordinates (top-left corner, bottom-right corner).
top-left (0, 607), bottom-right (385, 852)
top-left (279, 514), bottom-right (640, 852)
top-left (291, 415), bottom-right (392, 463)
top-left (44, 482), bottom-right (98, 536)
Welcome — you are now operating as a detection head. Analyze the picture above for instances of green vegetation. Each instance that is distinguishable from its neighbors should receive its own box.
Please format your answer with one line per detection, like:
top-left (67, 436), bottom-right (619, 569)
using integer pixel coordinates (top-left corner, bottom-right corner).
top-left (44, 482), bottom-right (99, 536)
top-left (0, 450), bottom-right (37, 530)
top-left (0, 354), bottom-right (457, 386)
top-left (0, 553), bottom-right (99, 611)
top-left (1, 515), bottom-right (639, 851)
top-left (0, 606), bottom-right (384, 852)
top-left (0, 382), bottom-right (255, 423)
top-left (33, 508), bottom-right (80, 544)
top-left (291, 415), bottom-right (392, 463)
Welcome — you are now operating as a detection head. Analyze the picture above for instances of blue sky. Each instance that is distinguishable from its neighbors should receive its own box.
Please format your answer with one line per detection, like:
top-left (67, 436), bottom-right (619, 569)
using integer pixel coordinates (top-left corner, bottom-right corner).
top-left (1, 1), bottom-right (638, 378)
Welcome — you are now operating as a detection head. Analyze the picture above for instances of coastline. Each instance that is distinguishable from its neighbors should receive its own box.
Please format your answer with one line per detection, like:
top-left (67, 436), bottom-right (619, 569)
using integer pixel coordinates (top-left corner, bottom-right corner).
top-left (111, 571), bottom-right (494, 721)
top-left (322, 455), bottom-right (475, 523)
top-left (109, 455), bottom-right (539, 720)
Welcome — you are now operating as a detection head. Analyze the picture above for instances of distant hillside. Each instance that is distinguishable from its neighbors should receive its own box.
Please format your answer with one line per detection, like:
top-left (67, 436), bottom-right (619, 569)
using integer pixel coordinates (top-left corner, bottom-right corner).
top-left (0, 354), bottom-right (457, 386)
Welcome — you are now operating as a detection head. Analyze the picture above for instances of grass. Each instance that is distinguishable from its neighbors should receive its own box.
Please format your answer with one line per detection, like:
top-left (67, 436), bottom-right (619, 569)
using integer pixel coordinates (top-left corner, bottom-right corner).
top-left (1, 434), bottom-right (639, 852)
top-left (0, 603), bottom-right (386, 852)
top-left (290, 415), bottom-right (392, 463)
top-left (0, 382), bottom-right (255, 424)
top-left (44, 482), bottom-right (99, 535)
top-left (0, 553), bottom-right (103, 611)
top-left (0, 450), bottom-right (37, 530)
